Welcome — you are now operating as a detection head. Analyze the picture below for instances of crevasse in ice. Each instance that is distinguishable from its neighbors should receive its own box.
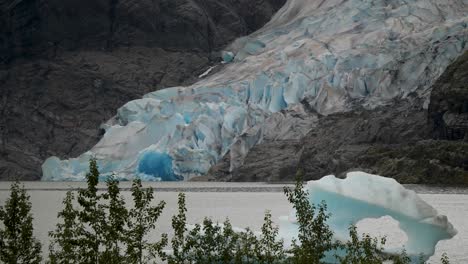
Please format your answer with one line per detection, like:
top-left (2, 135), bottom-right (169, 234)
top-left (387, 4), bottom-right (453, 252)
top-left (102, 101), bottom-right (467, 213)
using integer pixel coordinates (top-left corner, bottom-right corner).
top-left (278, 172), bottom-right (458, 263)
top-left (42, 0), bottom-right (468, 181)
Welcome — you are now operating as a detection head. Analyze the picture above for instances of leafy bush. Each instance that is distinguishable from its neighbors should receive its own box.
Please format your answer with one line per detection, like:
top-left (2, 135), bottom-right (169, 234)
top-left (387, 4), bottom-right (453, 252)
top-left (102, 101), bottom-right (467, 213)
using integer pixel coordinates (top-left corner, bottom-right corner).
top-left (257, 211), bottom-right (286, 263)
top-left (284, 178), bottom-right (337, 263)
top-left (48, 159), bottom-right (167, 263)
top-left (166, 194), bottom-right (285, 264)
top-left (126, 178), bottom-right (167, 263)
top-left (0, 181), bottom-right (42, 264)
top-left (167, 193), bottom-right (188, 263)
top-left (336, 225), bottom-right (393, 264)
top-left (48, 191), bottom-right (81, 263)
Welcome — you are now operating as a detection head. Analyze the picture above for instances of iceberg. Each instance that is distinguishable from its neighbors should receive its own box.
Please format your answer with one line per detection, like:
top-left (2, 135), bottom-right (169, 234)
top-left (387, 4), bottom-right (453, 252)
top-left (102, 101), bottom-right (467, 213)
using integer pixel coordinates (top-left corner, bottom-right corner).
top-left (42, 0), bottom-right (468, 181)
top-left (279, 172), bottom-right (457, 262)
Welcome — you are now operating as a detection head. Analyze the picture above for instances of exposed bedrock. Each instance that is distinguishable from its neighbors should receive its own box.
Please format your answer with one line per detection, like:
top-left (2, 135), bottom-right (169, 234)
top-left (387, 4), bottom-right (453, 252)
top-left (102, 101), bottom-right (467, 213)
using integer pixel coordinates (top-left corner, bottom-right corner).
top-left (429, 51), bottom-right (468, 141)
top-left (0, 0), bottom-right (286, 61)
top-left (0, 0), bottom-right (286, 180)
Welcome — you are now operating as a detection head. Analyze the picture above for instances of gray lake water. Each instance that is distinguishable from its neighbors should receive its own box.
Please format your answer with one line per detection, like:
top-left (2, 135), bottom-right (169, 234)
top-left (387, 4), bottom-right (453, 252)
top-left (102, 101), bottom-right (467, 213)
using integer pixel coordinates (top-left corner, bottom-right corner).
top-left (0, 182), bottom-right (467, 263)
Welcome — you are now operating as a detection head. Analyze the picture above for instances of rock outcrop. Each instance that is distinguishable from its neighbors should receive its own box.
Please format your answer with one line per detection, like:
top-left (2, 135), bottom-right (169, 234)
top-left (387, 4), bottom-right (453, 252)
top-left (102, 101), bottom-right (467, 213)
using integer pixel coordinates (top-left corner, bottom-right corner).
top-left (0, 0), bottom-right (286, 61)
top-left (0, 0), bottom-right (286, 180)
top-left (429, 52), bottom-right (468, 141)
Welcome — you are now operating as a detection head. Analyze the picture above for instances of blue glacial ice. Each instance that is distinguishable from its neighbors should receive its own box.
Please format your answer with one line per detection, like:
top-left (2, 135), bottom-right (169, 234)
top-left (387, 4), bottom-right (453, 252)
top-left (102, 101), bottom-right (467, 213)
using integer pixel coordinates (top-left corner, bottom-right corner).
top-left (137, 152), bottom-right (182, 181)
top-left (278, 172), bottom-right (458, 263)
top-left (42, 0), bottom-right (468, 181)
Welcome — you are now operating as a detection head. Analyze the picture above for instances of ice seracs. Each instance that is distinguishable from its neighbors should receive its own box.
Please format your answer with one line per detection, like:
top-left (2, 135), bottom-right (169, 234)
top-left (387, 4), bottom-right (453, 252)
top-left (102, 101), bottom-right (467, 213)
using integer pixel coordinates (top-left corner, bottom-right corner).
top-left (42, 0), bottom-right (468, 181)
top-left (279, 172), bottom-right (457, 263)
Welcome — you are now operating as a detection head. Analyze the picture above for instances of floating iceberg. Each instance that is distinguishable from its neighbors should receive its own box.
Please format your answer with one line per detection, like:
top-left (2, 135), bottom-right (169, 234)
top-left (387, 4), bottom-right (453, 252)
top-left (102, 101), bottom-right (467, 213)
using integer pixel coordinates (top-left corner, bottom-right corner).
top-left (279, 172), bottom-right (457, 263)
top-left (42, 0), bottom-right (468, 181)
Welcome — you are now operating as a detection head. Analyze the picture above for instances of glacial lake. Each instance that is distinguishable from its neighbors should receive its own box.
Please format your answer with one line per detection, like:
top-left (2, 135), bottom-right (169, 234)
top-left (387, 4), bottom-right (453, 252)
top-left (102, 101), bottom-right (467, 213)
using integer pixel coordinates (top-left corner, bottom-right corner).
top-left (1, 182), bottom-right (467, 263)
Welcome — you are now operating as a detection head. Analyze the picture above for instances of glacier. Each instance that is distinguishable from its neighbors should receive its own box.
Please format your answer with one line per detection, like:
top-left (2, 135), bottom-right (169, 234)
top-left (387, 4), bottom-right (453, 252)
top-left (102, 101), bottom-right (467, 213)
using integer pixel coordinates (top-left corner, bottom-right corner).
top-left (278, 172), bottom-right (458, 263)
top-left (42, 0), bottom-right (468, 181)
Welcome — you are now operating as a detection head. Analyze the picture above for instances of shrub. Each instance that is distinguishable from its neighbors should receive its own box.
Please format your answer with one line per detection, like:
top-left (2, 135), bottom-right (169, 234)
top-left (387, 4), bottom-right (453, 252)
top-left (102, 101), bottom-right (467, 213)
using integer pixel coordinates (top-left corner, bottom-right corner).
top-left (167, 193), bottom-right (189, 264)
top-left (441, 253), bottom-right (450, 264)
top-left (284, 177), bottom-right (336, 263)
top-left (167, 193), bottom-right (285, 264)
top-left (126, 178), bottom-right (167, 263)
top-left (336, 225), bottom-right (389, 264)
top-left (0, 181), bottom-right (42, 264)
top-left (256, 211), bottom-right (286, 263)
top-left (49, 159), bottom-right (167, 263)
top-left (48, 191), bottom-right (81, 263)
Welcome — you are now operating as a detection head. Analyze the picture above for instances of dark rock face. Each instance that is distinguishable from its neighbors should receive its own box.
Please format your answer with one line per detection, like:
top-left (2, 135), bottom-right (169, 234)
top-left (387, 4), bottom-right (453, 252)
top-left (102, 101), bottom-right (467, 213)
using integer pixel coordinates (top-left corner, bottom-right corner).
top-left (295, 99), bottom-right (468, 185)
top-left (296, 99), bottom-right (430, 181)
top-left (1, 0), bottom-right (286, 62)
top-left (355, 141), bottom-right (468, 184)
top-left (220, 98), bottom-right (431, 182)
top-left (429, 52), bottom-right (468, 141)
top-left (208, 140), bottom-right (303, 182)
top-left (0, 0), bottom-right (286, 180)
top-left (211, 52), bottom-right (468, 185)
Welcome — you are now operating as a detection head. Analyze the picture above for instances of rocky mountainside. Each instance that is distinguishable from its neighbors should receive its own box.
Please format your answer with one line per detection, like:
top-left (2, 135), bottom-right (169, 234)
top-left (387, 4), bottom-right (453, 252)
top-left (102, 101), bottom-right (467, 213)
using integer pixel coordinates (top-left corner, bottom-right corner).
top-left (211, 52), bottom-right (468, 184)
top-left (0, 0), bottom-right (286, 180)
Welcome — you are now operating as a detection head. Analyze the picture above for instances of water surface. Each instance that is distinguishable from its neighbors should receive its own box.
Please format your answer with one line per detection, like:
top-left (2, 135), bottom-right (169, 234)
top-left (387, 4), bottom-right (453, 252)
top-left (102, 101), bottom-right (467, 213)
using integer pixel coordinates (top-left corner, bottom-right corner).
top-left (0, 182), bottom-right (467, 263)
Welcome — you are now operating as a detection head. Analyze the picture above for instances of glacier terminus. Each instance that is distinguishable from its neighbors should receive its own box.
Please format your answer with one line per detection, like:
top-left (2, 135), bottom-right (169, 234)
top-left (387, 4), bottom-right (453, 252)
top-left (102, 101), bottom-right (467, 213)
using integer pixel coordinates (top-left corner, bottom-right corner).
top-left (42, 0), bottom-right (468, 181)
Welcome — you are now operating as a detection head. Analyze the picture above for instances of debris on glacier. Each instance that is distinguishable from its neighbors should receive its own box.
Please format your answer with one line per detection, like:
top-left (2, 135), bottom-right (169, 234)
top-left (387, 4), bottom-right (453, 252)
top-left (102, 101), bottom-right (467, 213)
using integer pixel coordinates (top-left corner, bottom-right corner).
top-left (42, 0), bottom-right (468, 181)
top-left (278, 172), bottom-right (458, 263)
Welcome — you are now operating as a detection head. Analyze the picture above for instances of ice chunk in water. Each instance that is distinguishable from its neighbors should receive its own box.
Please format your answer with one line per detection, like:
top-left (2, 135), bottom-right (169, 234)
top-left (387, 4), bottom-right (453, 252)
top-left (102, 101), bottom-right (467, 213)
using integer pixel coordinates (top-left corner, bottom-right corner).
top-left (279, 172), bottom-right (457, 263)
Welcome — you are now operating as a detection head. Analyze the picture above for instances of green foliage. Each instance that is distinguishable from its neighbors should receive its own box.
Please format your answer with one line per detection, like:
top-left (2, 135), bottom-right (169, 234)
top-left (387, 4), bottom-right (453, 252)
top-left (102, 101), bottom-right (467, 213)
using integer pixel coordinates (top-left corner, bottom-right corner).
top-left (217, 219), bottom-right (240, 263)
top-left (168, 204), bottom-right (285, 264)
top-left (49, 158), bottom-right (107, 263)
top-left (49, 159), bottom-right (167, 264)
top-left (335, 226), bottom-right (453, 264)
top-left (48, 191), bottom-right (81, 263)
top-left (284, 177), bottom-right (336, 263)
top-left (165, 191), bottom-right (285, 263)
top-left (391, 249), bottom-right (411, 264)
top-left (336, 225), bottom-right (388, 264)
top-left (167, 193), bottom-right (189, 263)
top-left (233, 228), bottom-right (259, 263)
top-left (440, 253), bottom-right (450, 264)
top-left (126, 178), bottom-right (167, 264)
top-left (0, 181), bottom-right (42, 264)
top-left (75, 158), bottom-right (106, 263)
top-left (99, 174), bottom-right (128, 263)
top-left (196, 218), bottom-right (234, 263)
top-left (256, 211), bottom-right (286, 263)
top-left (182, 218), bottom-right (235, 263)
